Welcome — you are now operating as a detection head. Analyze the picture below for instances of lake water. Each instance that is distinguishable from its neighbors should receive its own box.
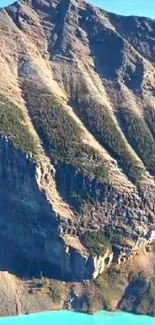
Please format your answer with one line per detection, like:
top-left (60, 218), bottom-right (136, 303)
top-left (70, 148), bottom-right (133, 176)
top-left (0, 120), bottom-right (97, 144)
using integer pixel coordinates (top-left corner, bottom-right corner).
top-left (0, 311), bottom-right (154, 325)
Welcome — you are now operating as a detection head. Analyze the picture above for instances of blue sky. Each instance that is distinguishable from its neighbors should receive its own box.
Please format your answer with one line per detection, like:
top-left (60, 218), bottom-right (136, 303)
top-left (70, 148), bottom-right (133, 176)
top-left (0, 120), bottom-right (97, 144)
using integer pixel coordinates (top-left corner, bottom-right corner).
top-left (1, 0), bottom-right (155, 19)
top-left (89, 0), bottom-right (155, 19)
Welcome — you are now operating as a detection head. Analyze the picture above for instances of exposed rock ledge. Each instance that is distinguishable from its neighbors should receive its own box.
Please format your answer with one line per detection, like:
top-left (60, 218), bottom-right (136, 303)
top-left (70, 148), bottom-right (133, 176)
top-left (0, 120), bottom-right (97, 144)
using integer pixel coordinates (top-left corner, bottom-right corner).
top-left (1, 245), bottom-right (155, 317)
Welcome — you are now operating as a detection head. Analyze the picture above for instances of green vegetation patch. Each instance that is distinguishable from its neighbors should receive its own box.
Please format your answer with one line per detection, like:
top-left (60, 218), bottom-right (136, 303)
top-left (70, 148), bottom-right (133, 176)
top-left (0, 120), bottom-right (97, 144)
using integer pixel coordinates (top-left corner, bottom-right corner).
top-left (145, 106), bottom-right (155, 138)
top-left (118, 107), bottom-right (155, 172)
top-left (50, 281), bottom-right (68, 303)
top-left (95, 267), bottom-right (127, 308)
top-left (75, 98), bottom-right (145, 184)
top-left (104, 225), bottom-right (126, 246)
top-left (69, 192), bottom-right (86, 205)
top-left (83, 231), bottom-right (112, 257)
top-left (52, 286), bottom-right (61, 303)
top-left (0, 95), bottom-right (37, 156)
top-left (23, 82), bottom-right (109, 182)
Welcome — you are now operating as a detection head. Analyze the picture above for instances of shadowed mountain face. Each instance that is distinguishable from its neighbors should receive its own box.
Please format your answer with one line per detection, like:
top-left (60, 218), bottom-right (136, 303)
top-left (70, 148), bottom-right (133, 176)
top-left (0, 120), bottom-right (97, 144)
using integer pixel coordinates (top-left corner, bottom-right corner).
top-left (0, 0), bottom-right (155, 283)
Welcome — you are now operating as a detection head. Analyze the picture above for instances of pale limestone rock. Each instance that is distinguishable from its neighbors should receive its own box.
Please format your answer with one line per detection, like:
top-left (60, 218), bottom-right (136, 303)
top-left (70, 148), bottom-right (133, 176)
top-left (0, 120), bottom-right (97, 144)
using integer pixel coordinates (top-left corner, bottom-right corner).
top-left (93, 251), bottom-right (113, 279)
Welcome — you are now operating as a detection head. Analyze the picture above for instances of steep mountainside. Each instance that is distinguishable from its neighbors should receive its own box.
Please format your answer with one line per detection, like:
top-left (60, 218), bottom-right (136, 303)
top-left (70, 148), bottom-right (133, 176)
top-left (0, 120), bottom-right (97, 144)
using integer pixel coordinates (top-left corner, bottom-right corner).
top-left (0, 0), bottom-right (155, 316)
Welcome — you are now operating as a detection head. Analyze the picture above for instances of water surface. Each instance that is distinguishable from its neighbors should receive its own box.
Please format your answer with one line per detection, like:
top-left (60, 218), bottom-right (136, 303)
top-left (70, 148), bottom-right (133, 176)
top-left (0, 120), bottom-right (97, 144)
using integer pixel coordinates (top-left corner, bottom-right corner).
top-left (0, 311), bottom-right (154, 325)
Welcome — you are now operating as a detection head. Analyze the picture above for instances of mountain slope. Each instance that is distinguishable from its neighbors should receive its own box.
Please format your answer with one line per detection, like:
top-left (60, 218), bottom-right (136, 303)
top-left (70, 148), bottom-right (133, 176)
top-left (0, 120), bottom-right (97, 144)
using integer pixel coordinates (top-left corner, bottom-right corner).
top-left (0, 0), bottom-right (155, 315)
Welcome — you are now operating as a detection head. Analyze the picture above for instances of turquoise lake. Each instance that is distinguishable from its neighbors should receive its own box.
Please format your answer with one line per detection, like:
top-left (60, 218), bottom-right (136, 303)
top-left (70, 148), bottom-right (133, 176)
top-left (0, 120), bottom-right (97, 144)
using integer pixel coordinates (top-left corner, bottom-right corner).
top-left (0, 311), bottom-right (154, 325)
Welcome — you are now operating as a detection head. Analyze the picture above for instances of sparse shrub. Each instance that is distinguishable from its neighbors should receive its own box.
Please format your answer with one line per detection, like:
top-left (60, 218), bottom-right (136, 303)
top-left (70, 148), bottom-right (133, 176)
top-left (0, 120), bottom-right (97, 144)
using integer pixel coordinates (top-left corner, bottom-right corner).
top-left (51, 282), bottom-right (68, 303)
top-left (95, 267), bottom-right (125, 307)
top-left (52, 287), bottom-right (61, 303)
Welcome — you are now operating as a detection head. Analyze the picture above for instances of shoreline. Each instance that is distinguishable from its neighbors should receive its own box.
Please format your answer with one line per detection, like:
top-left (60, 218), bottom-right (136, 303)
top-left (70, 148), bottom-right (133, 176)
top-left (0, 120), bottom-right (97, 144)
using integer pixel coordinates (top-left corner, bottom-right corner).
top-left (0, 309), bottom-right (155, 321)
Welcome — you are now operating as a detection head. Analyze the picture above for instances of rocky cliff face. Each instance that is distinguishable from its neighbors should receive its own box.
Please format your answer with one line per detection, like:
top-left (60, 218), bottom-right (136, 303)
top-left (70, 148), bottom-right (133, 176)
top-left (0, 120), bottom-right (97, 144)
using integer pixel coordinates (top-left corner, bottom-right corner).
top-left (0, 135), bottom-right (112, 282)
top-left (0, 0), bottom-right (155, 307)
